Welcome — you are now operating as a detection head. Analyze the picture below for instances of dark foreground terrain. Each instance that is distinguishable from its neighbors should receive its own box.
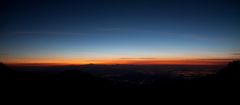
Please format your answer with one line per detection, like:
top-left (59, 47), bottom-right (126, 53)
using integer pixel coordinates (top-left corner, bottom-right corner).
top-left (0, 61), bottom-right (240, 99)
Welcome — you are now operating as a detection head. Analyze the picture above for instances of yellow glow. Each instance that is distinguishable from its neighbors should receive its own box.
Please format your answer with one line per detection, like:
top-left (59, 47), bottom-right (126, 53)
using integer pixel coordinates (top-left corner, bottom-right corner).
top-left (3, 56), bottom-right (235, 66)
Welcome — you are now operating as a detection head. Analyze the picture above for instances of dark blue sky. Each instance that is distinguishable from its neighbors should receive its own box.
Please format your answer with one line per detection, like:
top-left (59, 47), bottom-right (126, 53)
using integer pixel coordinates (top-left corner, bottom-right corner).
top-left (1, 0), bottom-right (240, 64)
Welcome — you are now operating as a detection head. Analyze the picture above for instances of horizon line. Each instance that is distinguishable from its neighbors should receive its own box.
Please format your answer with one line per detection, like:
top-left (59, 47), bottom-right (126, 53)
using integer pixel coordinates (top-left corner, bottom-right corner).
top-left (4, 62), bottom-right (228, 67)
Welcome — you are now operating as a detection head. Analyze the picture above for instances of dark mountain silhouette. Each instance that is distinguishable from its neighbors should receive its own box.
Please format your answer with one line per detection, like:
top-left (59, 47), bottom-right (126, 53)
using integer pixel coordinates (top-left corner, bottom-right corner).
top-left (0, 62), bottom-right (14, 74)
top-left (0, 62), bottom-right (113, 90)
top-left (0, 63), bottom-right (16, 81)
top-left (58, 70), bottom-right (113, 88)
top-left (0, 61), bottom-right (239, 92)
top-left (216, 60), bottom-right (240, 81)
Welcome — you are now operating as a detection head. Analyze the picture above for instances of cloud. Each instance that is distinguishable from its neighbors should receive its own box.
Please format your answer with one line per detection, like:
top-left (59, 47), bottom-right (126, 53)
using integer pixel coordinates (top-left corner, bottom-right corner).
top-left (14, 32), bottom-right (81, 35)
top-left (232, 53), bottom-right (240, 55)
top-left (0, 53), bottom-right (9, 56)
top-left (194, 58), bottom-right (234, 61)
top-left (96, 28), bottom-right (121, 31)
top-left (158, 32), bottom-right (211, 41)
top-left (187, 34), bottom-right (209, 41)
top-left (120, 57), bottom-right (157, 60)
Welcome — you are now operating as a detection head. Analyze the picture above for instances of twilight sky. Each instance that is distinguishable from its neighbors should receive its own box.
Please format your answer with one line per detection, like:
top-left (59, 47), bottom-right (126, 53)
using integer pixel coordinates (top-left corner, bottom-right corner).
top-left (1, 0), bottom-right (240, 65)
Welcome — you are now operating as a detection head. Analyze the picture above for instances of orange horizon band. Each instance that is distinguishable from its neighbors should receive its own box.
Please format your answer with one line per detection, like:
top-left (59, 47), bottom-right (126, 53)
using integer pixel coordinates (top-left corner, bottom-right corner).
top-left (3, 59), bottom-right (230, 66)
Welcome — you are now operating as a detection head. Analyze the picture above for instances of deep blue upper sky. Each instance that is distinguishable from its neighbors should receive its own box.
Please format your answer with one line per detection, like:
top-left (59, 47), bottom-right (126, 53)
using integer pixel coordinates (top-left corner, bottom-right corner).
top-left (1, 0), bottom-right (240, 64)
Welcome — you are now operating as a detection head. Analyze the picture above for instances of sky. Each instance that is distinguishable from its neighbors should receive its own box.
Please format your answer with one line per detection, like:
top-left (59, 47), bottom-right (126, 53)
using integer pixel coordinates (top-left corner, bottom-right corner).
top-left (1, 0), bottom-right (240, 65)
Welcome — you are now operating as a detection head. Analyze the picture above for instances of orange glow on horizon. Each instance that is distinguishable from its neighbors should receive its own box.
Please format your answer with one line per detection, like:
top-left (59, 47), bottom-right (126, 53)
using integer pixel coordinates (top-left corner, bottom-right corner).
top-left (3, 58), bottom-right (233, 66)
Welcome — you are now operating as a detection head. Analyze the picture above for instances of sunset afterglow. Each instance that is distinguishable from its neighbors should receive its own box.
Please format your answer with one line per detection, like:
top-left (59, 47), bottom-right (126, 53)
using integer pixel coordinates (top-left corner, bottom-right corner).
top-left (1, 0), bottom-right (239, 66)
top-left (1, 0), bottom-right (240, 94)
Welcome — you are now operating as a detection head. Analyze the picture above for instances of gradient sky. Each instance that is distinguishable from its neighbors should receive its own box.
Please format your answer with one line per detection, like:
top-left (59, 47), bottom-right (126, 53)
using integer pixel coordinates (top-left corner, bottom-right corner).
top-left (1, 0), bottom-right (240, 65)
